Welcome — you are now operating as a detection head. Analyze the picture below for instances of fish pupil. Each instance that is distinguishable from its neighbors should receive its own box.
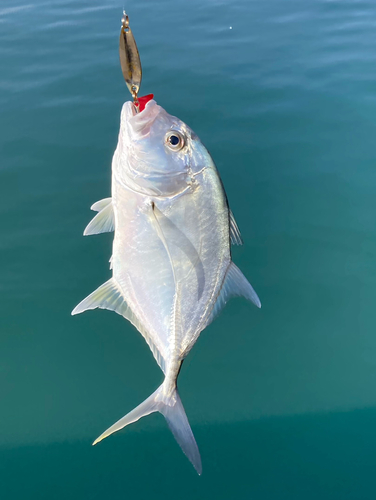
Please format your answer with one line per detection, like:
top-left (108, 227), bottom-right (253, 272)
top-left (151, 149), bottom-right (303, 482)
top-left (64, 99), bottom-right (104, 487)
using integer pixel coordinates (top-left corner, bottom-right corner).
top-left (169, 135), bottom-right (180, 146)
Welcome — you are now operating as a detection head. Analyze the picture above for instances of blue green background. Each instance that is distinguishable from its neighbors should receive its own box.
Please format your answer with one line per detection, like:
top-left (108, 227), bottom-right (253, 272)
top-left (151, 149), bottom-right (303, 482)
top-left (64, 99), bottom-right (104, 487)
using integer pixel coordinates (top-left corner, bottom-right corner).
top-left (1, 0), bottom-right (376, 498)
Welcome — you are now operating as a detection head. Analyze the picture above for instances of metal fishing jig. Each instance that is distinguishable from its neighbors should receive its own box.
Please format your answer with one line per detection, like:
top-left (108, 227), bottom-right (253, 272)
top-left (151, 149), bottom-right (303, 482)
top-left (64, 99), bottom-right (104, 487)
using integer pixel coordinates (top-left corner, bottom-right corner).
top-left (119, 11), bottom-right (142, 111)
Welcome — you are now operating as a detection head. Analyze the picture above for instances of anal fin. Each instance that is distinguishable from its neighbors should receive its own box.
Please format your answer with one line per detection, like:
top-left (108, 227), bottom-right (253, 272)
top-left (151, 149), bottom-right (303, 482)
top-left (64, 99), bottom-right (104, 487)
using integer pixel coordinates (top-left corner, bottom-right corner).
top-left (71, 278), bottom-right (127, 316)
top-left (71, 279), bottom-right (166, 373)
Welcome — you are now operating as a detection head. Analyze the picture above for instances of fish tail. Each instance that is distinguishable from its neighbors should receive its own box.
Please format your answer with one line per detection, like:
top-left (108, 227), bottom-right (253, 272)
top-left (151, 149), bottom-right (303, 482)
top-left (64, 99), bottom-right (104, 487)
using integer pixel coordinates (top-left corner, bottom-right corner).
top-left (92, 383), bottom-right (202, 475)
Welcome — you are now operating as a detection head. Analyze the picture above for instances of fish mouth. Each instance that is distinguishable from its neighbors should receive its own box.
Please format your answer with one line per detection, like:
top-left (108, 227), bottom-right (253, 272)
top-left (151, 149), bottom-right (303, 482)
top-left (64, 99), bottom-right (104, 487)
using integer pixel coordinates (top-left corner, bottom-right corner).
top-left (122, 99), bottom-right (162, 139)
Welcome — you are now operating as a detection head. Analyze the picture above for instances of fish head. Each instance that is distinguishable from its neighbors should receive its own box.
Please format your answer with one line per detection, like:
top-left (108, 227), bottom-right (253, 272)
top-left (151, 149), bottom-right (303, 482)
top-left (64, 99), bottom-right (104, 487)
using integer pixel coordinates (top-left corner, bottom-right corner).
top-left (114, 99), bottom-right (215, 196)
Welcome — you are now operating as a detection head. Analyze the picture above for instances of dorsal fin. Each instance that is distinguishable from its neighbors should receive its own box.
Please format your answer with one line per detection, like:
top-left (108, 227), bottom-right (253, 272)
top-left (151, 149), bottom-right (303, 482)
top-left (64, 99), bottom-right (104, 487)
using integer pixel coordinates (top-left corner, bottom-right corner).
top-left (71, 279), bottom-right (166, 373)
top-left (229, 210), bottom-right (243, 246)
top-left (205, 262), bottom-right (261, 328)
top-left (84, 203), bottom-right (114, 236)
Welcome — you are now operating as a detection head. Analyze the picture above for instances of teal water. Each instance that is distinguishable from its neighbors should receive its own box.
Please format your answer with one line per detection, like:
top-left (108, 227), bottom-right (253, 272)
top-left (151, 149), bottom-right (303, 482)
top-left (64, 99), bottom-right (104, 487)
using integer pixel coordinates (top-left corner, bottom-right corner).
top-left (1, 0), bottom-right (376, 497)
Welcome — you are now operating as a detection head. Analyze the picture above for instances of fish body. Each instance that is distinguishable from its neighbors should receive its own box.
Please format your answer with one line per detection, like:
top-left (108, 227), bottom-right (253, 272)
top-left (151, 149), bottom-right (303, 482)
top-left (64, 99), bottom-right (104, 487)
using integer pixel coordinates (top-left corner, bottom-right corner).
top-left (72, 99), bottom-right (261, 474)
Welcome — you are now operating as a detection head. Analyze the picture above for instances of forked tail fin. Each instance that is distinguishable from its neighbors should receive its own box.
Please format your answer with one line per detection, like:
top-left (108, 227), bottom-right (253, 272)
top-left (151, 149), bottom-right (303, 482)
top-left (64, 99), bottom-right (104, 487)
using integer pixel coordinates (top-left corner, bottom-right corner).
top-left (92, 384), bottom-right (202, 475)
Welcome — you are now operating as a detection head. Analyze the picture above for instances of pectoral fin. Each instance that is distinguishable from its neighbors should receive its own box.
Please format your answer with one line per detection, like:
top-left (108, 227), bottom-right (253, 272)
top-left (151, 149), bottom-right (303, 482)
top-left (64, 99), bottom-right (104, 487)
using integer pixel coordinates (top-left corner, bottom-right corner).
top-left (206, 262), bottom-right (261, 328)
top-left (84, 202), bottom-right (114, 236)
top-left (151, 204), bottom-right (205, 301)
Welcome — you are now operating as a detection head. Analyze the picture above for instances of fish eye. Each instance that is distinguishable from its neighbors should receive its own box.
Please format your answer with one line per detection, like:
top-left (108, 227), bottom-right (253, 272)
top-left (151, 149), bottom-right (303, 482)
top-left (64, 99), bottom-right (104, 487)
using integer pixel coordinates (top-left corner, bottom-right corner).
top-left (165, 131), bottom-right (185, 151)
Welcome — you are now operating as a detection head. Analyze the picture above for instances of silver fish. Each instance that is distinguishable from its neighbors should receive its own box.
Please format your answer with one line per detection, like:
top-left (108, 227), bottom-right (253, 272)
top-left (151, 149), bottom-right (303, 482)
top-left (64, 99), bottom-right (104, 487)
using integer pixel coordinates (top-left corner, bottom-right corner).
top-left (72, 99), bottom-right (261, 474)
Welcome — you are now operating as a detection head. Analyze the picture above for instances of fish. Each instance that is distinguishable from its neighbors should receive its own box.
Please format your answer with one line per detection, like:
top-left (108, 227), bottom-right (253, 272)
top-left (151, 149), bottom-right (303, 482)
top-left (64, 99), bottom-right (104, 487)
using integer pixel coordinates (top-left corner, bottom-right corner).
top-left (72, 96), bottom-right (261, 474)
